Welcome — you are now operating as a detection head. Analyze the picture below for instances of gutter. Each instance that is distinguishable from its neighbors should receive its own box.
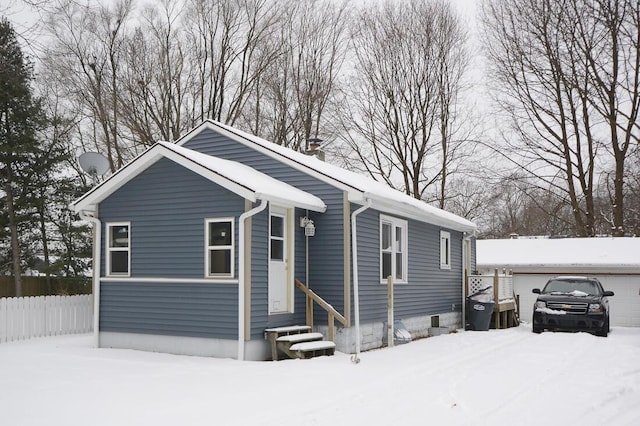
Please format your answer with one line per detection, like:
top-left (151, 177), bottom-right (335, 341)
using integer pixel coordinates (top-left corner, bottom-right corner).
top-left (350, 198), bottom-right (372, 364)
top-left (353, 192), bottom-right (476, 234)
top-left (238, 199), bottom-right (268, 361)
top-left (78, 209), bottom-right (101, 348)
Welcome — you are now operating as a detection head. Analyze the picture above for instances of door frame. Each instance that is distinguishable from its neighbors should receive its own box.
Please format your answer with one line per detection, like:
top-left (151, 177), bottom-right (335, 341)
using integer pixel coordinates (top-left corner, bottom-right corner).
top-left (268, 205), bottom-right (295, 314)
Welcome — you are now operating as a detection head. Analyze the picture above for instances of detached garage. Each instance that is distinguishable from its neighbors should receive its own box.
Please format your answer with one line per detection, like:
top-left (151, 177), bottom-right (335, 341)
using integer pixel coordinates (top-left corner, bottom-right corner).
top-left (476, 237), bottom-right (640, 327)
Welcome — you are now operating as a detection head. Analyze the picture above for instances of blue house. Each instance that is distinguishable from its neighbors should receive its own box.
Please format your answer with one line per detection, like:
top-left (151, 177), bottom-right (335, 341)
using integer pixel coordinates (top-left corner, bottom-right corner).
top-left (71, 120), bottom-right (477, 360)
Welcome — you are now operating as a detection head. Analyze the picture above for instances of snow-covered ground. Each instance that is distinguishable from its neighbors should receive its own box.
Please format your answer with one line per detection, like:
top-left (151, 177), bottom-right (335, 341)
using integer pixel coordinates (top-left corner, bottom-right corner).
top-left (1, 326), bottom-right (639, 425)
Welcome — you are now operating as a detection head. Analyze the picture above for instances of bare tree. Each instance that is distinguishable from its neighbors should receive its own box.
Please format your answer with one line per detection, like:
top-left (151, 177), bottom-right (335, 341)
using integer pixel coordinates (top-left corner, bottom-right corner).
top-left (40, 0), bottom-right (344, 158)
top-left (482, 0), bottom-right (640, 236)
top-left (479, 175), bottom-right (577, 238)
top-left (42, 0), bottom-right (135, 172)
top-left (249, 0), bottom-right (349, 151)
top-left (339, 0), bottom-right (471, 201)
top-left (626, 148), bottom-right (640, 235)
top-left (578, 0), bottom-right (640, 235)
top-left (119, 0), bottom-right (190, 145)
top-left (183, 0), bottom-right (283, 127)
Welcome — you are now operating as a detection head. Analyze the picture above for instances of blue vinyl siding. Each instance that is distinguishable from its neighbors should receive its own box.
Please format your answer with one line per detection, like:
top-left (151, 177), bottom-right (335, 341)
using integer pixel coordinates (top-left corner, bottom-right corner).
top-left (184, 129), bottom-right (346, 331)
top-left (352, 207), bottom-right (385, 323)
top-left (98, 158), bottom-right (245, 339)
top-left (95, 123), bottom-right (469, 343)
top-left (249, 209), bottom-right (269, 339)
top-left (100, 157), bottom-right (245, 277)
top-left (354, 206), bottom-right (464, 323)
top-left (100, 281), bottom-right (237, 338)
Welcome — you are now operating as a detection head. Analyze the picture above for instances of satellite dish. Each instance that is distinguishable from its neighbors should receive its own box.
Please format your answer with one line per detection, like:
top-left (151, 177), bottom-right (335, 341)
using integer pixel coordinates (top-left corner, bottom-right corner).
top-left (79, 152), bottom-right (110, 184)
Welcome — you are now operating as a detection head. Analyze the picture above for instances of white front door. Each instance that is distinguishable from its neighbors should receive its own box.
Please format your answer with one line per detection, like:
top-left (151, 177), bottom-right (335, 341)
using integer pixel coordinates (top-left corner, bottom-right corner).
top-left (268, 206), bottom-right (292, 314)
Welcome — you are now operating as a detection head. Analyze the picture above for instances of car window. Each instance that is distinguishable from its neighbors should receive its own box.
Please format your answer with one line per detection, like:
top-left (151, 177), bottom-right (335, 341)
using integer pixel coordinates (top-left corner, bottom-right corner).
top-left (542, 279), bottom-right (601, 296)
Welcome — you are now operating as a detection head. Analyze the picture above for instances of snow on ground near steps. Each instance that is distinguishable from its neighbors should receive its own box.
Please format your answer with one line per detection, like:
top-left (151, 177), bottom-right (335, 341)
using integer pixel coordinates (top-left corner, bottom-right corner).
top-left (1, 327), bottom-right (639, 426)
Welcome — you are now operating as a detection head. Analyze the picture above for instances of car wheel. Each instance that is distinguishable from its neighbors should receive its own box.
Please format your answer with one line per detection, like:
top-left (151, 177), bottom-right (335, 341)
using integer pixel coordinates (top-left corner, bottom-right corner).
top-left (596, 317), bottom-right (609, 337)
top-left (532, 324), bottom-right (543, 334)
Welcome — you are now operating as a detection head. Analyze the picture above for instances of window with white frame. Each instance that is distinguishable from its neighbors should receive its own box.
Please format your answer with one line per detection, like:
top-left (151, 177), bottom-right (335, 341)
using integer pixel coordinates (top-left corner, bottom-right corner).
top-left (206, 218), bottom-right (234, 278)
top-left (106, 222), bottom-right (130, 276)
top-left (380, 215), bottom-right (408, 283)
top-left (440, 231), bottom-right (451, 269)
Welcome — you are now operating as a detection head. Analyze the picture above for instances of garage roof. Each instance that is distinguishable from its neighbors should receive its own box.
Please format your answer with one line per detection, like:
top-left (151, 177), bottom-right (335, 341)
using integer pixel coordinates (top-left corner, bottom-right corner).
top-left (477, 237), bottom-right (640, 272)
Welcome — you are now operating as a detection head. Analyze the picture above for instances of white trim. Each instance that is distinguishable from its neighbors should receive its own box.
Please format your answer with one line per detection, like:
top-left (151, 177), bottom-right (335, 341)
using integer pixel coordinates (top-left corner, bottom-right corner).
top-left (101, 277), bottom-right (239, 284)
top-left (268, 205), bottom-right (295, 315)
top-left (79, 210), bottom-right (101, 348)
top-left (205, 217), bottom-right (235, 278)
top-left (440, 231), bottom-right (451, 270)
top-left (70, 142), bottom-right (326, 214)
top-left (350, 199), bottom-right (372, 362)
top-left (379, 214), bottom-right (408, 284)
top-left (72, 146), bottom-right (256, 213)
top-left (105, 222), bottom-right (131, 277)
top-left (363, 193), bottom-right (476, 233)
top-left (238, 199), bottom-right (269, 361)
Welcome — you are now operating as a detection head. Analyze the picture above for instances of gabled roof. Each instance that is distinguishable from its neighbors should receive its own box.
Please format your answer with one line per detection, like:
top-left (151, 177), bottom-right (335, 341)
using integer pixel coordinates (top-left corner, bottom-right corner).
top-left (177, 120), bottom-right (477, 233)
top-left (476, 237), bottom-right (640, 272)
top-left (70, 142), bottom-right (326, 213)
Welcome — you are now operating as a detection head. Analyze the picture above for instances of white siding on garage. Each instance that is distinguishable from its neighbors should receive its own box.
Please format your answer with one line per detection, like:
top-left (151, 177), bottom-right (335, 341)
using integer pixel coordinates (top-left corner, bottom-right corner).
top-left (513, 274), bottom-right (640, 327)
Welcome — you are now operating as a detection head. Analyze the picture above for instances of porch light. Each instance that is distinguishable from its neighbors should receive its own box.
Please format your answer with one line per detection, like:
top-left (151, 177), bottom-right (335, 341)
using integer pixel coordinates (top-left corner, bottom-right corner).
top-left (300, 216), bottom-right (316, 237)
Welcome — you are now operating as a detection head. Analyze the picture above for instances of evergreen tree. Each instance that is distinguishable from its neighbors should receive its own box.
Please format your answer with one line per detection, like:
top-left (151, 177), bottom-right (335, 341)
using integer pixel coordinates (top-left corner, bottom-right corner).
top-left (0, 18), bottom-right (47, 296)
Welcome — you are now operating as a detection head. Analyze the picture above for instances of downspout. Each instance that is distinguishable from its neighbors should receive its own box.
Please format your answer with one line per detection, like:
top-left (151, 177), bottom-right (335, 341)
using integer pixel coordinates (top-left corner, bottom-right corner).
top-left (462, 231), bottom-right (475, 331)
top-left (305, 209), bottom-right (309, 288)
top-left (238, 199), bottom-right (268, 361)
top-left (350, 198), bottom-right (372, 364)
top-left (79, 210), bottom-right (101, 348)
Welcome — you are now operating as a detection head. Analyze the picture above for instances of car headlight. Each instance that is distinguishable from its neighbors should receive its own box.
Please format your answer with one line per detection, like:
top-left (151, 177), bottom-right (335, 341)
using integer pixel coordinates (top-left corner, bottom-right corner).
top-left (535, 301), bottom-right (546, 309)
top-left (588, 303), bottom-right (603, 313)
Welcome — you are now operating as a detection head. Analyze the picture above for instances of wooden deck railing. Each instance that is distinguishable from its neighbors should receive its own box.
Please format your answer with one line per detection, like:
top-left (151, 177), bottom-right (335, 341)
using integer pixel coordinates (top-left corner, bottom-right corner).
top-left (467, 269), bottom-right (514, 303)
top-left (294, 279), bottom-right (347, 341)
top-left (466, 270), bottom-right (519, 329)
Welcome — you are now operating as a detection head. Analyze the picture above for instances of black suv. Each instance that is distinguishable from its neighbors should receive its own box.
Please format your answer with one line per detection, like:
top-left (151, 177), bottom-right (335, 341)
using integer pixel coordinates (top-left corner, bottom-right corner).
top-left (532, 276), bottom-right (614, 337)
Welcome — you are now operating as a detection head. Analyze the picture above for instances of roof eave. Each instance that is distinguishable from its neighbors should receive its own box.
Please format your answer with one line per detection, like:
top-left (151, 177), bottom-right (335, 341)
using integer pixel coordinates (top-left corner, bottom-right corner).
top-left (70, 143), bottom-right (261, 214)
top-left (177, 120), bottom-right (360, 195)
top-left (363, 193), bottom-right (477, 233)
top-left (71, 142), bottom-right (327, 216)
top-left (255, 193), bottom-right (326, 213)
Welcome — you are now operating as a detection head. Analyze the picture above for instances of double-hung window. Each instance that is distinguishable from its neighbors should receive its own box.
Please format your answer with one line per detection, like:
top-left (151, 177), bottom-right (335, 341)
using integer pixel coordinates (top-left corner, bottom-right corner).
top-left (107, 222), bottom-right (130, 276)
top-left (440, 231), bottom-right (451, 269)
top-left (380, 215), bottom-right (408, 283)
top-left (206, 218), bottom-right (234, 278)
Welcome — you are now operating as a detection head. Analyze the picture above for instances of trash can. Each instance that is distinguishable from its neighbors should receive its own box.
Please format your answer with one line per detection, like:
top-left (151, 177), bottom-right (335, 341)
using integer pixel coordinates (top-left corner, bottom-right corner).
top-left (466, 286), bottom-right (495, 331)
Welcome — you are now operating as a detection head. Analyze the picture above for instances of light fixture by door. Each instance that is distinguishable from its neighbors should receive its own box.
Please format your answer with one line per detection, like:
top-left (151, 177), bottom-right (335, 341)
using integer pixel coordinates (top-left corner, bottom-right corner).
top-left (300, 217), bottom-right (316, 237)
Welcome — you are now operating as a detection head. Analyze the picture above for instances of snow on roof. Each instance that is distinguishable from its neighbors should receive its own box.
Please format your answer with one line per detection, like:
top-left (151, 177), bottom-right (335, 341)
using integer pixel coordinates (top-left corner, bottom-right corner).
top-left (158, 142), bottom-right (326, 212)
top-left (178, 120), bottom-right (476, 232)
top-left (71, 142), bottom-right (326, 213)
top-left (476, 237), bottom-right (640, 270)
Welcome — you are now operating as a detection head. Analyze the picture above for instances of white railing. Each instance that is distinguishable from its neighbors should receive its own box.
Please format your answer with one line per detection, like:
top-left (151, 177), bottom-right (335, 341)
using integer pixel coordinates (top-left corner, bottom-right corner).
top-left (497, 274), bottom-right (514, 301)
top-left (0, 294), bottom-right (93, 343)
top-left (468, 274), bottom-right (494, 296)
top-left (467, 271), bottom-right (514, 302)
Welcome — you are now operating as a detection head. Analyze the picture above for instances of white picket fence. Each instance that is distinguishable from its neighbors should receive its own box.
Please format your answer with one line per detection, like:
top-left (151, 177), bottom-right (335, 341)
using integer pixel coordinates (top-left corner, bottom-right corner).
top-left (0, 295), bottom-right (93, 343)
